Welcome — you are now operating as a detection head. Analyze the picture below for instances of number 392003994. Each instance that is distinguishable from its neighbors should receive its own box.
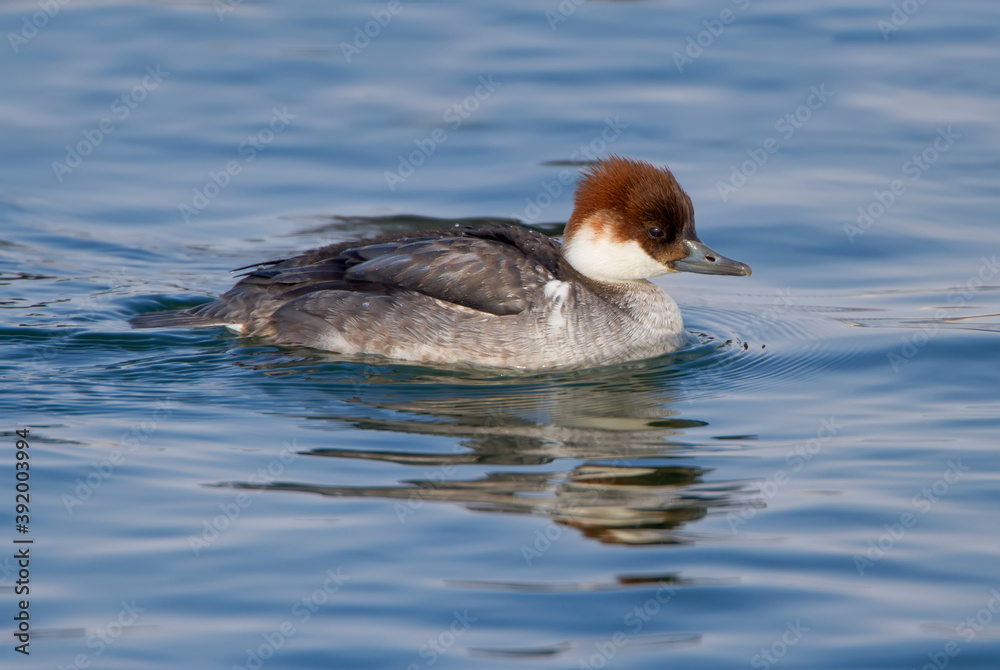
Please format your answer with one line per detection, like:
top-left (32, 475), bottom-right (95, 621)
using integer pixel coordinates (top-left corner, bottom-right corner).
top-left (15, 428), bottom-right (30, 532)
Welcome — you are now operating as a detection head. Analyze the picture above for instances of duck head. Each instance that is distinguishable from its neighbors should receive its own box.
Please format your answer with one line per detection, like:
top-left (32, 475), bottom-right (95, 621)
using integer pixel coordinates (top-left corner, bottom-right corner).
top-left (562, 156), bottom-right (751, 283)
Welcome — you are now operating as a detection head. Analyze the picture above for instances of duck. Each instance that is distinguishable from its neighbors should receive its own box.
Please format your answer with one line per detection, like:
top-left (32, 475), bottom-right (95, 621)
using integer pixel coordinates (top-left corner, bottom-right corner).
top-left (131, 156), bottom-right (750, 370)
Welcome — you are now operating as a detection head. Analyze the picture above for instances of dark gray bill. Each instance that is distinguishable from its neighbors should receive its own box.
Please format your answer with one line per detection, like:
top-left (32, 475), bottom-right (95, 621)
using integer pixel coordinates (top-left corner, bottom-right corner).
top-left (670, 239), bottom-right (751, 276)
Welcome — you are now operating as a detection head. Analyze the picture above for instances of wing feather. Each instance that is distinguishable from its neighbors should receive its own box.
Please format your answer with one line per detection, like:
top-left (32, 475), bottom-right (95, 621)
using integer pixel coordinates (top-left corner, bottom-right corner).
top-left (343, 237), bottom-right (553, 315)
top-left (131, 223), bottom-right (564, 329)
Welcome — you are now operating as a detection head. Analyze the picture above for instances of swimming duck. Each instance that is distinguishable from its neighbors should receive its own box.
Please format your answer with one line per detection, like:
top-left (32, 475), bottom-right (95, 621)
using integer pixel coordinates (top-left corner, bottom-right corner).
top-left (132, 156), bottom-right (750, 369)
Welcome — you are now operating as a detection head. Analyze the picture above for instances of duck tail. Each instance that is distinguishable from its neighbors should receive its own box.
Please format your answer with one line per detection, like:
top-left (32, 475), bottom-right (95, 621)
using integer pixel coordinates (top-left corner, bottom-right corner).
top-left (130, 310), bottom-right (212, 329)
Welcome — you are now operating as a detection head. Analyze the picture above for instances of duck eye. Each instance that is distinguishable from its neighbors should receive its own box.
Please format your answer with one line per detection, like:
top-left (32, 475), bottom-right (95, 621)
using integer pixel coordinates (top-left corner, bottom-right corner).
top-left (647, 226), bottom-right (665, 239)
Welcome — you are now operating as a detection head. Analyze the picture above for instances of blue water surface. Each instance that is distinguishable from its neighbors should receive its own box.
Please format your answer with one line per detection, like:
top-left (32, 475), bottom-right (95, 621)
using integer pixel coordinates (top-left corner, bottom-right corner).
top-left (1, 1), bottom-right (999, 668)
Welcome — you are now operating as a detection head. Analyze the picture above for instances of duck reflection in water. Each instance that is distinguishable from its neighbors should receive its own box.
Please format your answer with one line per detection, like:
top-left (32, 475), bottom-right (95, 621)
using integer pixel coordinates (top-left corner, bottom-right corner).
top-left (225, 353), bottom-right (756, 546)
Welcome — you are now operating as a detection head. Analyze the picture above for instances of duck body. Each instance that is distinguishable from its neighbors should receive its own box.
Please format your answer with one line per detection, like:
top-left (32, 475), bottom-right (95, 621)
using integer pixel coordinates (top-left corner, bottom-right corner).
top-left (132, 157), bottom-right (750, 370)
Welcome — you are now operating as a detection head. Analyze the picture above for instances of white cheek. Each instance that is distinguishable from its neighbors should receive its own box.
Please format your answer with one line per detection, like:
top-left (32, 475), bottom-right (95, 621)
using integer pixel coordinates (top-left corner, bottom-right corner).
top-left (563, 227), bottom-right (671, 282)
